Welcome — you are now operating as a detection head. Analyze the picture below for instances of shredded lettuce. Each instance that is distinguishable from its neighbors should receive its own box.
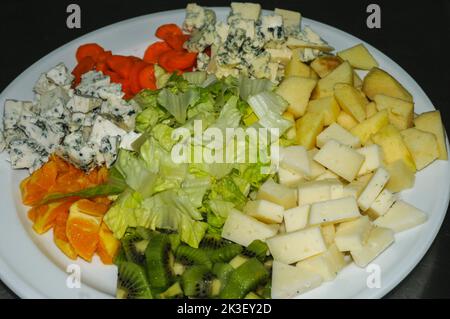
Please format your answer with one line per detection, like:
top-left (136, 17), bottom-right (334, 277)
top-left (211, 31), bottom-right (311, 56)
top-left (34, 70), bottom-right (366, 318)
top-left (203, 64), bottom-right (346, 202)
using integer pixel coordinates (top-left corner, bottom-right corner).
top-left (182, 71), bottom-right (207, 85)
top-left (238, 76), bottom-right (275, 101)
top-left (158, 88), bottom-right (200, 124)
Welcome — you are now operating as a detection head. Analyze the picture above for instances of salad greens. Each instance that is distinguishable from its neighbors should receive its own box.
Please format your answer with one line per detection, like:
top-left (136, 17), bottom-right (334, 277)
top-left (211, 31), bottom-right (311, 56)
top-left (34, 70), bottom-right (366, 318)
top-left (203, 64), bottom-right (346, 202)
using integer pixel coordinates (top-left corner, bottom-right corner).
top-left (104, 73), bottom-right (293, 248)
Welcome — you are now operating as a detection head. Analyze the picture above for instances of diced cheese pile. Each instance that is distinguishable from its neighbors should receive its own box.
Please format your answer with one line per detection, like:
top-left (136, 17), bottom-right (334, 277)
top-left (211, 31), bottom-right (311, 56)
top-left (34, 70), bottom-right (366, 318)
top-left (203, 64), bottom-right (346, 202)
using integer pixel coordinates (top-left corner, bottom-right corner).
top-left (1, 65), bottom-right (141, 172)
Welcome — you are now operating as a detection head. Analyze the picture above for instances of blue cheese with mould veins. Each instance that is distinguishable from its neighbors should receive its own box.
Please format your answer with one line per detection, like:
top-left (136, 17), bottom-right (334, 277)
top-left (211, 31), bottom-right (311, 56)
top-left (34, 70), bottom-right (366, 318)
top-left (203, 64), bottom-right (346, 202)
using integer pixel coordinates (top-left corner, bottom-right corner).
top-left (258, 14), bottom-right (285, 43)
top-left (57, 131), bottom-right (96, 171)
top-left (66, 94), bottom-right (102, 114)
top-left (274, 8), bottom-right (302, 36)
top-left (33, 73), bottom-right (57, 95)
top-left (3, 100), bottom-right (32, 130)
top-left (184, 10), bottom-right (217, 53)
top-left (8, 138), bottom-right (49, 173)
top-left (45, 63), bottom-right (74, 87)
top-left (36, 87), bottom-right (71, 119)
top-left (196, 52), bottom-right (211, 72)
top-left (183, 3), bottom-right (207, 32)
top-left (230, 2), bottom-right (261, 21)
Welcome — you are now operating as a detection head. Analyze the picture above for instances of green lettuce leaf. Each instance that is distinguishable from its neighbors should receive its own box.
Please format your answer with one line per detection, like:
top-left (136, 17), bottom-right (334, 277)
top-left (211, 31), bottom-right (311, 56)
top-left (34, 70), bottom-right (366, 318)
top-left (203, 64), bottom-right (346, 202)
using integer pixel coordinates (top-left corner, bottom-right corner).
top-left (158, 88), bottom-right (200, 124)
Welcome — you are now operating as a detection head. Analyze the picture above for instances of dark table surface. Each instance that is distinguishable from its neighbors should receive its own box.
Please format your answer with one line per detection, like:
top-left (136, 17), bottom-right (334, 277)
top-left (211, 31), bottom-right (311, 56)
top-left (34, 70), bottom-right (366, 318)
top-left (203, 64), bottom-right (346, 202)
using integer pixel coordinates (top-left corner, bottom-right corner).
top-left (1, 0), bottom-right (449, 299)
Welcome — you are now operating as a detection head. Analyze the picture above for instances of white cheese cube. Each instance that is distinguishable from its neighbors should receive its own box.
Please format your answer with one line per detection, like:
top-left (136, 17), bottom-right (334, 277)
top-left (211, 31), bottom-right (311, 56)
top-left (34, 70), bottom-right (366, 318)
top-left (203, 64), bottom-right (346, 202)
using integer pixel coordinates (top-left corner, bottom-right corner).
top-left (343, 173), bottom-right (373, 199)
top-left (271, 261), bottom-right (322, 299)
top-left (313, 139), bottom-right (365, 182)
top-left (309, 196), bottom-right (361, 225)
top-left (257, 179), bottom-right (297, 209)
top-left (356, 144), bottom-right (382, 176)
top-left (321, 224), bottom-right (336, 246)
top-left (373, 200), bottom-right (427, 232)
top-left (243, 200), bottom-right (284, 224)
top-left (357, 167), bottom-right (390, 211)
top-left (45, 63), bottom-right (74, 86)
top-left (334, 216), bottom-right (373, 251)
top-left (296, 244), bottom-right (346, 281)
top-left (266, 48), bottom-right (292, 65)
top-left (315, 170), bottom-right (340, 181)
top-left (278, 167), bottom-right (305, 187)
top-left (230, 2), bottom-right (261, 20)
top-left (350, 227), bottom-right (395, 267)
top-left (280, 145), bottom-right (311, 176)
top-left (120, 131), bottom-right (142, 151)
top-left (267, 227), bottom-right (327, 264)
top-left (222, 209), bottom-right (279, 247)
top-left (368, 189), bottom-right (396, 218)
top-left (283, 205), bottom-right (310, 232)
top-left (307, 148), bottom-right (327, 179)
top-left (316, 123), bottom-right (361, 148)
top-left (298, 179), bottom-right (343, 206)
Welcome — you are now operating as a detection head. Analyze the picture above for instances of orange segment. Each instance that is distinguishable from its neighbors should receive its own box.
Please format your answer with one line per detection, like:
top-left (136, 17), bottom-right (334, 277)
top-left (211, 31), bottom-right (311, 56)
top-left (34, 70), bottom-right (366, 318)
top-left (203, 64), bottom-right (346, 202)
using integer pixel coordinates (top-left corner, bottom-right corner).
top-left (53, 208), bottom-right (77, 260)
top-left (66, 202), bottom-right (103, 262)
top-left (97, 223), bottom-right (120, 265)
top-left (71, 199), bottom-right (109, 217)
top-left (32, 200), bottom-right (75, 235)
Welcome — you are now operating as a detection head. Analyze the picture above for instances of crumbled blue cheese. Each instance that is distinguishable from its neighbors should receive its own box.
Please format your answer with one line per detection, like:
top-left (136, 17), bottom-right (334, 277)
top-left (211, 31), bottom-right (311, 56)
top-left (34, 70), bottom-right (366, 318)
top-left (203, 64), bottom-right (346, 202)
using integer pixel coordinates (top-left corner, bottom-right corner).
top-left (274, 8), bottom-right (301, 35)
top-left (36, 87), bottom-right (70, 119)
top-left (196, 52), bottom-right (211, 72)
top-left (258, 14), bottom-right (285, 43)
top-left (66, 94), bottom-right (102, 114)
top-left (76, 71), bottom-right (123, 100)
top-left (8, 138), bottom-right (49, 172)
top-left (230, 2), bottom-right (261, 21)
top-left (34, 73), bottom-right (57, 95)
top-left (3, 100), bottom-right (31, 130)
top-left (57, 131), bottom-right (96, 171)
top-left (45, 63), bottom-right (74, 87)
top-left (183, 3), bottom-right (207, 32)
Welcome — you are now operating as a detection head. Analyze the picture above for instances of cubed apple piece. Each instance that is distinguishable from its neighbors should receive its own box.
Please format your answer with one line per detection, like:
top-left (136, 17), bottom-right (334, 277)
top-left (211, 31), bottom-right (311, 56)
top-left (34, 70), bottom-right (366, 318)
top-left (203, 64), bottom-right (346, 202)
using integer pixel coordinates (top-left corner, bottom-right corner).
top-left (367, 189), bottom-right (396, 219)
top-left (334, 216), bottom-right (373, 251)
top-left (321, 224), bottom-right (336, 247)
top-left (366, 102), bottom-right (378, 118)
top-left (337, 44), bottom-right (379, 70)
top-left (307, 96), bottom-right (341, 126)
top-left (282, 111), bottom-right (297, 140)
top-left (356, 144), bottom-right (382, 176)
top-left (310, 55), bottom-right (343, 78)
top-left (285, 49), bottom-right (317, 78)
top-left (354, 72), bottom-right (363, 89)
top-left (373, 200), bottom-right (427, 233)
top-left (357, 167), bottom-right (390, 211)
top-left (278, 167), bottom-right (305, 188)
top-left (296, 244), bottom-right (346, 281)
top-left (313, 61), bottom-right (353, 99)
top-left (267, 226), bottom-right (327, 264)
top-left (371, 124), bottom-right (416, 172)
top-left (313, 139), bottom-right (365, 182)
top-left (279, 145), bottom-right (311, 176)
top-left (374, 94), bottom-right (414, 130)
top-left (295, 112), bottom-right (324, 150)
top-left (362, 67), bottom-right (413, 102)
top-left (283, 204), bottom-right (310, 232)
top-left (306, 148), bottom-right (327, 179)
top-left (276, 76), bottom-right (317, 118)
top-left (350, 227), bottom-right (395, 268)
top-left (243, 200), bottom-right (284, 224)
top-left (298, 179), bottom-right (344, 206)
top-left (400, 128), bottom-right (439, 170)
top-left (414, 111), bottom-right (448, 160)
top-left (309, 196), bottom-right (361, 225)
top-left (271, 260), bottom-right (323, 299)
top-left (384, 160), bottom-right (416, 193)
top-left (257, 179), bottom-right (297, 209)
top-left (337, 111), bottom-right (358, 130)
top-left (316, 123), bottom-right (361, 148)
top-left (222, 209), bottom-right (279, 247)
top-left (334, 83), bottom-right (367, 123)
top-left (350, 110), bottom-right (389, 145)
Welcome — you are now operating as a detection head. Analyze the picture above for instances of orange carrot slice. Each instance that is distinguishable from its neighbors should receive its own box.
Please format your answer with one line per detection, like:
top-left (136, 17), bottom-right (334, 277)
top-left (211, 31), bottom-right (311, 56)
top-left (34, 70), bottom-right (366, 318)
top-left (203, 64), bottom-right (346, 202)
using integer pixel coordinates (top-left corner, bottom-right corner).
top-left (143, 41), bottom-right (172, 64)
top-left (138, 65), bottom-right (156, 90)
top-left (129, 61), bottom-right (148, 94)
top-left (159, 50), bottom-right (197, 73)
top-left (106, 55), bottom-right (134, 79)
top-left (76, 43), bottom-right (105, 63)
top-left (155, 23), bottom-right (183, 40)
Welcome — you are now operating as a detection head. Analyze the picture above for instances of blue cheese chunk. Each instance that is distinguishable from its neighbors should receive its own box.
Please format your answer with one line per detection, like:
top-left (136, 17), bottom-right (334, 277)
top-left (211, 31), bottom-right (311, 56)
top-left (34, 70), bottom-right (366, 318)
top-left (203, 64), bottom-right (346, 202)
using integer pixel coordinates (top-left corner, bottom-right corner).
top-left (258, 14), bottom-right (285, 43)
top-left (3, 128), bottom-right (27, 146)
top-left (57, 131), bottom-right (96, 171)
top-left (3, 100), bottom-right (33, 130)
top-left (183, 3), bottom-right (207, 32)
top-left (275, 8), bottom-right (301, 35)
top-left (34, 73), bottom-right (57, 95)
top-left (36, 87), bottom-right (70, 119)
top-left (89, 115), bottom-right (126, 144)
top-left (8, 138), bottom-right (49, 172)
top-left (196, 52), bottom-right (211, 71)
top-left (46, 63), bottom-right (74, 86)
top-left (230, 2), bottom-right (261, 21)
top-left (17, 114), bottom-right (65, 152)
top-left (184, 23), bottom-right (216, 52)
top-left (66, 94), bottom-right (102, 113)
top-left (76, 71), bottom-right (122, 99)
top-left (100, 98), bottom-right (140, 130)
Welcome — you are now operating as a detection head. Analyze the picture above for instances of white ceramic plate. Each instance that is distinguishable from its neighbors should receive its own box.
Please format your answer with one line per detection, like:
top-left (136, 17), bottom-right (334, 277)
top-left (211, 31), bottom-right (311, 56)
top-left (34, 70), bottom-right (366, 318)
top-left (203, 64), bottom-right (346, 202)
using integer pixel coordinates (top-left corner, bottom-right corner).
top-left (0, 7), bottom-right (449, 299)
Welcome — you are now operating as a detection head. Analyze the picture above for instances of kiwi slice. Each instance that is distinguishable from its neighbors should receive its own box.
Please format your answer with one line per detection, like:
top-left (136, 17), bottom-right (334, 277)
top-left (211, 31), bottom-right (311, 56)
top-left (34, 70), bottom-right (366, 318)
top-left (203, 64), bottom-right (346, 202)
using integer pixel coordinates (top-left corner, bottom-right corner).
top-left (242, 240), bottom-right (268, 261)
top-left (168, 233), bottom-right (181, 252)
top-left (181, 265), bottom-right (215, 298)
top-left (116, 261), bottom-right (153, 299)
top-left (200, 234), bottom-right (229, 250)
top-left (145, 233), bottom-right (173, 292)
top-left (122, 230), bottom-right (149, 265)
top-left (219, 258), bottom-right (269, 299)
top-left (136, 227), bottom-right (157, 240)
top-left (200, 235), bottom-right (242, 263)
top-left (175, 245), bottom-right (212, 269)
top-left (210, 262), bottom-right (235, 297)
top-left (113, 247), bottom-right (127, 266)
top-left (158, 282), bottom-right (184, 299)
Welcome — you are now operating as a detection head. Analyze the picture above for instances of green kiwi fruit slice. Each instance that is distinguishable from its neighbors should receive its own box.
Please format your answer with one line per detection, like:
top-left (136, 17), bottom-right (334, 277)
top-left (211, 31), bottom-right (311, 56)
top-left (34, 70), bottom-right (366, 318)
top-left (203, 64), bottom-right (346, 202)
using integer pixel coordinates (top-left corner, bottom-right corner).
top-left (116, 261), bottom-right (153, 299)
top-left (200, 234), bottom-right (242, 263)
top-left (242, 240), bottom-right (268, 261)
top-left (175, 245), bottom-right (212, 269)
top-left (121, 229), bottom-right (148, 265)
top-left (181, 265), bottom-right (215, 298)
top-left (145, 233), bottom-right (173, 292)
top-left (158, 282), bottom-right (184, 299)
top-left (219, 258), bottom-right (269, 299)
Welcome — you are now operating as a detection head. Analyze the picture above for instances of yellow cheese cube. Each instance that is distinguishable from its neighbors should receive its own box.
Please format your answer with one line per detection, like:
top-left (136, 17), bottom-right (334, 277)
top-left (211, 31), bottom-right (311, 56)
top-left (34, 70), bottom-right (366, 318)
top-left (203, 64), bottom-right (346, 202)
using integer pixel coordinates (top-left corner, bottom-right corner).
top-left (357, 167), bottom-right (390, 211)
top-left (350, 110), bottom-right (389, 145)
top-left (296, 244), bottom-right (346, 281)
top-left (307, 96), bottom-right (341, 126)
top-left (337, 44), bottom-right (379, 70)
top-left (356, 144), bottom-right (382, 176)
top-left (283, 204), bottom-right (310, 232)
top-left (367, 189), bottom-right (396, 219)
top-left (313, 139), bottom-right (365, 182)
top-left (414, 110), bottom-right (448, 160)
top-left (316, 122), bottom-right (361, 148)
top-left (257, 179), bottom-right (297, 209)
top-left (278, 167), bottom-right (305, 187)
top-left (309, 196), bottom-right (361, 225)
top-left (222, 210), bottom-right (279, 247)
top-left (334, 216), bottom-right (373, 251)
top-left (243, 200), bottom-right (284, 224)
top-left (295, 112), bottom-right (324, 150)
top-left (298, 179), bottom-right (344, 206)
top-left (306, 148), bottom-right (327, 179)
top-left (315, 170), bottom-right (340, 181)
top-left (350, 226), bottom-right (395, 268)
top-left (267, 227), bottom-right (327, 264)
top-left (321, 224), bottom-right (336, 247)
top-left (373, 200), bottom-right (427, 233)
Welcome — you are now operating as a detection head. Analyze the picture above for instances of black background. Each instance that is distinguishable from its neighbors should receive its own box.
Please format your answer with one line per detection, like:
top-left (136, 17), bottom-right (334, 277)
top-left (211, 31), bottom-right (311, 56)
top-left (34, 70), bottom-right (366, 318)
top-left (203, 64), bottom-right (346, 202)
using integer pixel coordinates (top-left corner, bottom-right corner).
top-left (0, 0), bottom-right (449, 299)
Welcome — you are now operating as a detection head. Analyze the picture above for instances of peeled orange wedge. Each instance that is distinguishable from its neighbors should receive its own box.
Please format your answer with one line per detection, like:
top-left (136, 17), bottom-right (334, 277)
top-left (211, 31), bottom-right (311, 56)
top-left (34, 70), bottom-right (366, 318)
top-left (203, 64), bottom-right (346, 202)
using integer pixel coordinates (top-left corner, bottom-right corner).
top-left (53, 208), bottom-right (77, 260)
top-left (97, 223), bottom-right (120, 264)
top-left (31, 200), bottom-right (76, 235)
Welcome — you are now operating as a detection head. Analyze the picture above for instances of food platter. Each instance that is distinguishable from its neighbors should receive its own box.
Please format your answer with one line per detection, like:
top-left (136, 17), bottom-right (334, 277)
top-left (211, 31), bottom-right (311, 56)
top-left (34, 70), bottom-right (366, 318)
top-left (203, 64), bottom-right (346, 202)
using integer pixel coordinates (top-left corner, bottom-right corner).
top-left (0, 7), bottom-right (448, 299)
